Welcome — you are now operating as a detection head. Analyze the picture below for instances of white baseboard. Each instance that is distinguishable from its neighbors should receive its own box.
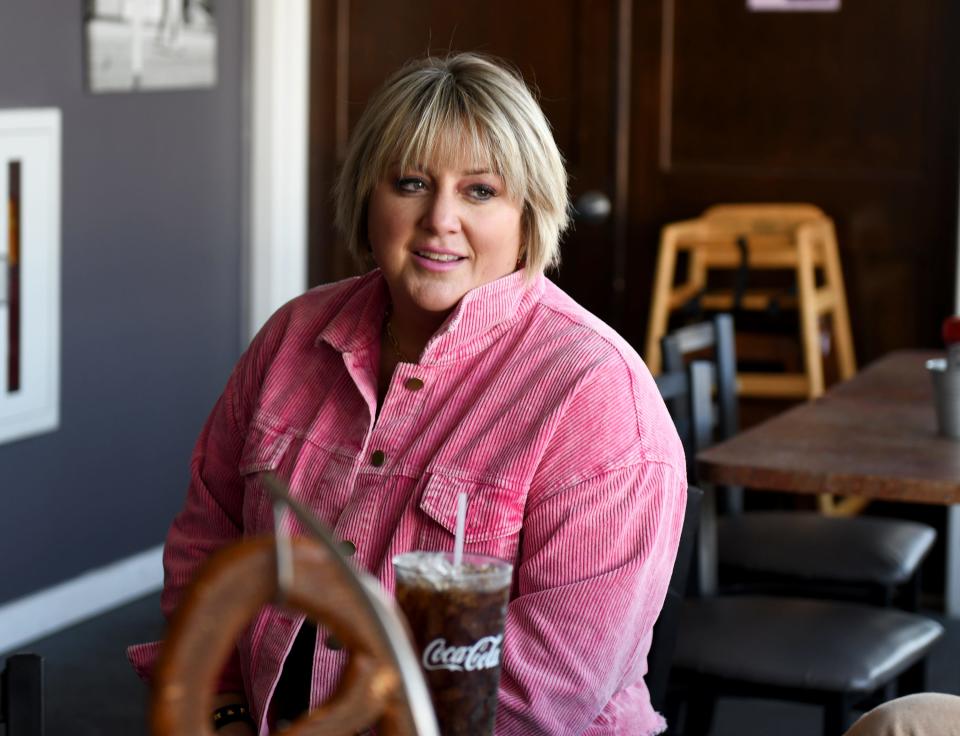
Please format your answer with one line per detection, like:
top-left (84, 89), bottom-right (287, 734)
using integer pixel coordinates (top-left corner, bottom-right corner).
top-left (0, 544), bottom-right (164, 654)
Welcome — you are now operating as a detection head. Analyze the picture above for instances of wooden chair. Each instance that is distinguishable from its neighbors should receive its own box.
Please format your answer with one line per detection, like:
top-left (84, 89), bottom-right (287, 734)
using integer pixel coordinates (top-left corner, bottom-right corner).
top-left (663, 360), bottom-right (944, 736)
top-left (645, 203), bottom-right (856, 402)
top-left (1, 654), bottom-right (44, 736)
top-left (661, 314), bottom-right (936, 610)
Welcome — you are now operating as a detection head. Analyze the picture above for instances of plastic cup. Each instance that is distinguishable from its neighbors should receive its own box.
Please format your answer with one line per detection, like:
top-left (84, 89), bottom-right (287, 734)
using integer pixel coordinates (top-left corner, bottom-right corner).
top-left (927, 358), bottom-right (960, 439)
top-left (393, 551), bottom-right (512, 736)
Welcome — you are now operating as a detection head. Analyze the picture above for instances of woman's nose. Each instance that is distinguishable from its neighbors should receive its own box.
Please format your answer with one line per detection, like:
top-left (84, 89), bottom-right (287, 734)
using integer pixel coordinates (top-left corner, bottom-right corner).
top-left (419, 190), bottom-right (462, 234)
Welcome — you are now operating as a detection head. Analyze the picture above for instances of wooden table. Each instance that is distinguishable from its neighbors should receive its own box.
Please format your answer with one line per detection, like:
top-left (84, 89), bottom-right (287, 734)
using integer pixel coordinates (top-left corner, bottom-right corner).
top-left (697, 350), bottom-right (960, 615)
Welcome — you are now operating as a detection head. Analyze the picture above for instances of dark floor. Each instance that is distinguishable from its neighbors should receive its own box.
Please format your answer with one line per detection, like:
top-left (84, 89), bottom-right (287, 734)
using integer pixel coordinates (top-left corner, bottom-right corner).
top-left (3, 592), bottom-right (959, 735)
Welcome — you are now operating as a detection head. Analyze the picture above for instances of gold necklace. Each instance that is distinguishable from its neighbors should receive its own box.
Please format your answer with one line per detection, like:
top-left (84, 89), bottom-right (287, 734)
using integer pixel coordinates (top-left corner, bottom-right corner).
top-left (383, 309), bottom-right (413, 363)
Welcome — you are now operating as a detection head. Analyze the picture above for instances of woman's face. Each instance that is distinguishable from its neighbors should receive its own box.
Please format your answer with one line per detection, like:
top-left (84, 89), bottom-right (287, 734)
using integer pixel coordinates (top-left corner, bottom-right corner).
top-left (367, 155), bottom-right (523, 323)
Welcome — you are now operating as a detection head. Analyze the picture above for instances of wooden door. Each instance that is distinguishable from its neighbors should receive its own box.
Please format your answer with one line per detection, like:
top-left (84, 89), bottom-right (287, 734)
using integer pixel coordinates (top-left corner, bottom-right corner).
top-left (626, 0), bottom-right (960, 359)
top-left (310, 0), bottom-right (960, 361)
top-left (308, 0), bottom-right (633, 332)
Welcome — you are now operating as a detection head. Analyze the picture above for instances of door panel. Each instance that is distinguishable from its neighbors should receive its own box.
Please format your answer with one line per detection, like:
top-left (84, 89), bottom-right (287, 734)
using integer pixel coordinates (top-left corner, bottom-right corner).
top-left (667, 2), bottom-right (927, 172)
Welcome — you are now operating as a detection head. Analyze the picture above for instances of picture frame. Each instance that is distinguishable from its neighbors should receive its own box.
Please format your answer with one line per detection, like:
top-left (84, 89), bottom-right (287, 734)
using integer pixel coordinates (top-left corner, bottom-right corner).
top-left (84, 0), bottom-right (217, 93)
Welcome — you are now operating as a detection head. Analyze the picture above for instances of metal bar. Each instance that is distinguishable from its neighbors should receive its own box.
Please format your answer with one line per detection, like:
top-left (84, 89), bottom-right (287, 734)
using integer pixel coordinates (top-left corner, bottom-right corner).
top-left (271, 497), bottom-right (294, 603)
top-left (946, 504), bottom-right (960, 617)
top-left (697, 482), bottom-right (718, 596)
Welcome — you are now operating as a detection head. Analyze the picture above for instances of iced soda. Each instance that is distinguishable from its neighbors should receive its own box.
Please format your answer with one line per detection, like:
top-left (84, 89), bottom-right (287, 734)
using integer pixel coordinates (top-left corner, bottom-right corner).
top-left (393, 551), bottom-right (512, 735)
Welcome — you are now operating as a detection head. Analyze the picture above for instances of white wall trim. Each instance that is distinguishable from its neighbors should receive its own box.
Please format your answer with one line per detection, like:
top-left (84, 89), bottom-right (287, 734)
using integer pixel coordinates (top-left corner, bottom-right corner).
top-left (0, 545), bottom-right (163, 654)
top-left (247, 0), bottom-right (311, 341)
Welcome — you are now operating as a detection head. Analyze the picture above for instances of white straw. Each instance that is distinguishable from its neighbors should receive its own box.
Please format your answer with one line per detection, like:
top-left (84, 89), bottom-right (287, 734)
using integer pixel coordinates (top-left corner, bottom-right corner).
top-left (453, 492), bottom-right (468, 567)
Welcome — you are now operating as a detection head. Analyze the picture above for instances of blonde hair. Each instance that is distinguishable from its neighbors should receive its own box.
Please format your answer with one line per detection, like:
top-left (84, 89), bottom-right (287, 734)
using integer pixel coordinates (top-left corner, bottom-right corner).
top-left (334, 53), bottom-right (570, 274)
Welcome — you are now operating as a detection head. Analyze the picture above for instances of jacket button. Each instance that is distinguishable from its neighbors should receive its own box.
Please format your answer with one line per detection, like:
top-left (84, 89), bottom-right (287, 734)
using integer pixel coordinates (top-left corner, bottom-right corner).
top-left (404, 377), bottom-right (425, 391)
top-left (324, 634), bottom-right (343, 651)
top-left (340, 540), bottom-right (356, 557)
top-left (370, 450), bottom-right (385, 467)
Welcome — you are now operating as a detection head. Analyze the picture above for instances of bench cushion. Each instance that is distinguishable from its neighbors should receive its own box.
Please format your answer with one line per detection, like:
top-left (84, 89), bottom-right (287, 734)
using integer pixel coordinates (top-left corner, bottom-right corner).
top-left (673, 596), bottom-right (943, 692)
top-left (718, 512), bottom-right (936, 586)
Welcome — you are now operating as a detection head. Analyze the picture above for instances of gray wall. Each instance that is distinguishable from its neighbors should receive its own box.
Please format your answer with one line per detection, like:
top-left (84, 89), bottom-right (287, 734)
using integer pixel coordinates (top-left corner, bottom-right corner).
top-left (0, 1), bottom-right (247, 604)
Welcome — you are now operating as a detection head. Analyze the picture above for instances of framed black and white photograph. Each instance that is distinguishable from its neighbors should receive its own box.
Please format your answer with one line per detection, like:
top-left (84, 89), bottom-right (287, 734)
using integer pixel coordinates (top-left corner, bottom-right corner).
top-left (84, 0), bottom-right (217, 93)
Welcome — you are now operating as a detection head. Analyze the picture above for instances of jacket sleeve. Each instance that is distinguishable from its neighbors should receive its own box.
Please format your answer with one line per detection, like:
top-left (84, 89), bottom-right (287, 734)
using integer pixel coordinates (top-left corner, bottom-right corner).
top-left (494, 461), bottom-right (686, 735)
top-left (494, 354), bottom-right (687, 735)
top-left (127, 312), bottom-right (286, 693)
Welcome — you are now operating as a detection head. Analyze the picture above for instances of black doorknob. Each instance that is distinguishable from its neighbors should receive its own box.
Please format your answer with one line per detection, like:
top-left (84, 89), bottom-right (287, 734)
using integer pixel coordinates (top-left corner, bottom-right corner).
top-left (573, 191), bottom-right (612, 223)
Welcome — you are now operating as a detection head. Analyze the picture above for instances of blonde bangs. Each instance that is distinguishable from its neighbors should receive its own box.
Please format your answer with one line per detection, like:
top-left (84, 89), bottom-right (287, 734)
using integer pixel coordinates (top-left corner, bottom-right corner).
top-left (369, 81), bottom-right (527, 203)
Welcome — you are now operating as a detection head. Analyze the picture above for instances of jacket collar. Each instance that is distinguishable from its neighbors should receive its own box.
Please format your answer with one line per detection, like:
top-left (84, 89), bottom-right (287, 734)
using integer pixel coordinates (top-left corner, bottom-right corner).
top-left (316, 268), bottom-right (545, 362)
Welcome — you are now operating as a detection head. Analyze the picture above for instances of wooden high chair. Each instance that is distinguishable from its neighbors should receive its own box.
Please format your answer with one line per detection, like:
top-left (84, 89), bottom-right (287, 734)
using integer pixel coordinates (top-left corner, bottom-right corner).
top-left (645, 204), bottom-right (856, 400)
top-left (645, 204), bottom-right (861, 515)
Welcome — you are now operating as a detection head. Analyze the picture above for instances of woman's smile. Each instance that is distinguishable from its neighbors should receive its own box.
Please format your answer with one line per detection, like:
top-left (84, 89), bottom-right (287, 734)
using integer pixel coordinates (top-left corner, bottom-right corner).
top-left (411, 246), bottom-right (468, 269)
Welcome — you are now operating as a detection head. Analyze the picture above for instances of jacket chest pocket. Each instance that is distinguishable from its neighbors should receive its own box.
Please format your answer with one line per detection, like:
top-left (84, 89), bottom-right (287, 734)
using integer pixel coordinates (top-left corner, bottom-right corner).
top-left (238, 422), bottom-right (295, 535)
top-left (417, 473), bottom-right (526, 564)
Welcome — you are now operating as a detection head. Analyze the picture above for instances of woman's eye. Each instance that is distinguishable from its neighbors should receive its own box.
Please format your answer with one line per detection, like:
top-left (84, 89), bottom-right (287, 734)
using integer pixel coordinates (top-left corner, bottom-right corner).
top-left (468, 184), bottom-right (497, 201)
top-left (396, 177), bottom-right (427, 193)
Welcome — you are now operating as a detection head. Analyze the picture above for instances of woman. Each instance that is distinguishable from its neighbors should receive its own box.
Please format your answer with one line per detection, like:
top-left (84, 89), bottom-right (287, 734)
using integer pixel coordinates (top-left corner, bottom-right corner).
top-left (130, 53), bottom-right (686, 735)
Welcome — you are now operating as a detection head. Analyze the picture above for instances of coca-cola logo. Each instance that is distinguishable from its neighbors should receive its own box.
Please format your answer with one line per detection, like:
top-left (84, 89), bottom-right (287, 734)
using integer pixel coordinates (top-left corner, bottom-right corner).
top-left (421, 634), bottom-right (503, 672)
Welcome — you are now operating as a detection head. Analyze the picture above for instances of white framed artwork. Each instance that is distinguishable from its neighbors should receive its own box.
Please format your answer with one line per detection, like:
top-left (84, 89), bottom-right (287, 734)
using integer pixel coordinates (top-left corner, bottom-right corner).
top-left (84, 0), bottom-right (217, 93)
top-left (0, 109), bottom-right (61, 445)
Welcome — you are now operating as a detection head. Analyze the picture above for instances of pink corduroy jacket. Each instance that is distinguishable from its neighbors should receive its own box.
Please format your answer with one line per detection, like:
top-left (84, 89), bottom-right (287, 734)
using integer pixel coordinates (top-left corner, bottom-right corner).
top-left (128, 268), bottom-right (686, 735)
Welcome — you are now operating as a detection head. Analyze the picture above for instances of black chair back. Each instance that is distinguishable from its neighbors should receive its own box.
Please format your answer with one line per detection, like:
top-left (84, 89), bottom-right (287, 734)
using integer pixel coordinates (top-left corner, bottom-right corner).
top-left (661, 314), bottom-right (742, 513)
top-left (646, 485), bottom-right (703, 713)
top-left (1, 654), bottom-right (44, 736)
top-left (660, 313), bottom-right (739, 442)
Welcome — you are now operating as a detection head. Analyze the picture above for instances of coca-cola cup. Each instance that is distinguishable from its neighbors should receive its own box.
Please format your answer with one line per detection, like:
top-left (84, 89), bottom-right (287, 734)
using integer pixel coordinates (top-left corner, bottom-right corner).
top-left (393, 551), bottom-right (513, 735)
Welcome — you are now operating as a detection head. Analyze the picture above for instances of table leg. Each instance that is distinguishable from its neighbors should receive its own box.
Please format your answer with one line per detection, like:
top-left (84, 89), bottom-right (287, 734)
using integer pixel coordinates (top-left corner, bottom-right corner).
top-left (947, 504), bottom-right (960, 617)
top-left (697, 483), bottom-right (718, 596)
